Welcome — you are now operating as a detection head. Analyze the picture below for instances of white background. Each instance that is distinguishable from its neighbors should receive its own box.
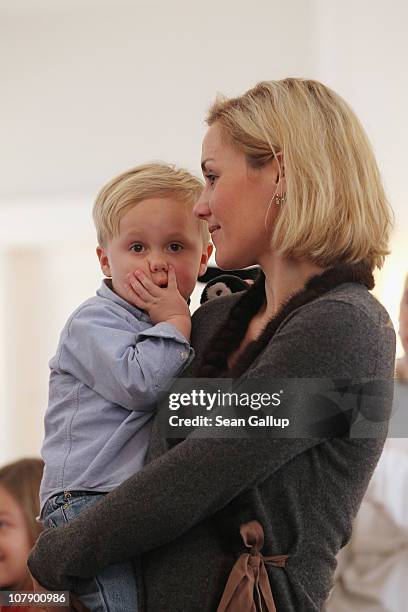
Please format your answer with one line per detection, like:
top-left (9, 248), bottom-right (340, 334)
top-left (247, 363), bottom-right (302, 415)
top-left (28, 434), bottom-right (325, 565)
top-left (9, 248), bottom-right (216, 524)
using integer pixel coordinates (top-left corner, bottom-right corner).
top-left (1, 0), bottom-right (407, 462)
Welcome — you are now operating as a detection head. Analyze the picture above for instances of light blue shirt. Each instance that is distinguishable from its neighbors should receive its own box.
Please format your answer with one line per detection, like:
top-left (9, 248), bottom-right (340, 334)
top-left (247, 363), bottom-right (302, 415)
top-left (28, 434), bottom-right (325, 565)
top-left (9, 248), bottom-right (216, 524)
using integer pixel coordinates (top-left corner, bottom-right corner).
top-left (40, 280), bottom-right (193, 512)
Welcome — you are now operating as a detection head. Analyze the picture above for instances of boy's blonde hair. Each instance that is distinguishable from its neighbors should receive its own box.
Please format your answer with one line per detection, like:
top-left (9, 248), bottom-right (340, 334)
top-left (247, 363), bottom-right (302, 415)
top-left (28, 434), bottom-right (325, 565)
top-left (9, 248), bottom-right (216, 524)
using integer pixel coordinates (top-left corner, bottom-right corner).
top-left (0, 458), bottom-right (44, 547)
top-left (93, 162), bottom-right (210, 247)
top-left (207, 78), bottom-right (393, 270)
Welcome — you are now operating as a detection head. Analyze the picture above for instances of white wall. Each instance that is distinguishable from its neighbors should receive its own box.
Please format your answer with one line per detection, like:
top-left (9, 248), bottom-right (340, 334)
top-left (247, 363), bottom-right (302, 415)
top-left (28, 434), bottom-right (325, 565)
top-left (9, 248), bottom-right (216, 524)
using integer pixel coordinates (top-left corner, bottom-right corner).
top-left (0, 0), bottom-right (316, 198)
top-left (0, 0), bottom-right (317, 463)
top-left (1, 0), bottom-right (407, 464)
top-left (312, 0), bottom-right (408, 335)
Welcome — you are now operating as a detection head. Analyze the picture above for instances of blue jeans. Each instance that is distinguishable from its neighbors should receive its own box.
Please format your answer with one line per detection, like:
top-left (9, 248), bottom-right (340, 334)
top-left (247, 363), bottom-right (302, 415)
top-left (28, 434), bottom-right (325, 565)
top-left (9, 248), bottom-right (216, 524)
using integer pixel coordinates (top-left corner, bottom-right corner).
top-left (42, 491), bottom-right (138, 612)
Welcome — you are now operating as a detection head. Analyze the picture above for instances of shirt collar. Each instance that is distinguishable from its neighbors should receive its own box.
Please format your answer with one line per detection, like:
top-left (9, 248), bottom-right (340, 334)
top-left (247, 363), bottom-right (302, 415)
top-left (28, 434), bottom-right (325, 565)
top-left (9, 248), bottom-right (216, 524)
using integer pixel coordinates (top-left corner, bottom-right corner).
top-left (96, 278), bottom-right (151, 322)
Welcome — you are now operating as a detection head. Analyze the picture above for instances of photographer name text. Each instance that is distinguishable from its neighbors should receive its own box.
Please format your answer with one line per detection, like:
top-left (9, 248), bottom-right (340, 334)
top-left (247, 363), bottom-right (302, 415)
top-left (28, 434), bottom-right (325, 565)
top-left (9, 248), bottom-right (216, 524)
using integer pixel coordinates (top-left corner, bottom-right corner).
top-left (168, 415), bottom-right (290, 428)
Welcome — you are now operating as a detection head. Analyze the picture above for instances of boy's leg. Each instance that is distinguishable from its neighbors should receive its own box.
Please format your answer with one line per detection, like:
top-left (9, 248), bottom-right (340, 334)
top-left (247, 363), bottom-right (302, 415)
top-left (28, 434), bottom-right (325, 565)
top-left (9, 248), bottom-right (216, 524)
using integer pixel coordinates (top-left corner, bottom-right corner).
top-left (42, 492), bottom-right (138, 612)
top-left (77, 559), bottom-right (138, 612)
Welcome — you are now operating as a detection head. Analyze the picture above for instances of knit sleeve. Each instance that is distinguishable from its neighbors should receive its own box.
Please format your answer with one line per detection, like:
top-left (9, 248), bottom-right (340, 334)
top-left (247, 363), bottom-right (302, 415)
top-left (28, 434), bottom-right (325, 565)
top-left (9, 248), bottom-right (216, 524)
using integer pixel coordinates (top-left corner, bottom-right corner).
top-left (27, 299), bottom-right (395, 592)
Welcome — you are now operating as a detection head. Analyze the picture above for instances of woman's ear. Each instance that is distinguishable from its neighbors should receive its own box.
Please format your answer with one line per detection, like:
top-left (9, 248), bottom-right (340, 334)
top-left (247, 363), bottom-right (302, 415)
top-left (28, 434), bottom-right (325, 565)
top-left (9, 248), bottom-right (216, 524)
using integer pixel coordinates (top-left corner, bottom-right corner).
top-left (271, 154), bottom-right (286, 201)
top-left (273, 152), bottom-right (285, 183)
top-left (96, 246), bottom-right (112, 278)
top-left (198, 243), bottom-right (214, 277)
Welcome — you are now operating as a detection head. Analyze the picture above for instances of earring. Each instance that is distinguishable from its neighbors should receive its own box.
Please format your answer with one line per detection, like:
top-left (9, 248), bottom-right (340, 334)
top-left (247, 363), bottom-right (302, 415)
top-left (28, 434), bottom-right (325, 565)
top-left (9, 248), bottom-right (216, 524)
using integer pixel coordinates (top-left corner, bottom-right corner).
top-left (275, 194), bottom-right (286, 205)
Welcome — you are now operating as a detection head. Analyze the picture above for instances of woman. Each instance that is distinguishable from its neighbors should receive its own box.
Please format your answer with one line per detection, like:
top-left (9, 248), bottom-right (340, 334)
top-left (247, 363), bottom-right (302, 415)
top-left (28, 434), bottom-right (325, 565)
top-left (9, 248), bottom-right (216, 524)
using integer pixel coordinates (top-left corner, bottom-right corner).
top-left (28, 78), bottom-right (395, 611)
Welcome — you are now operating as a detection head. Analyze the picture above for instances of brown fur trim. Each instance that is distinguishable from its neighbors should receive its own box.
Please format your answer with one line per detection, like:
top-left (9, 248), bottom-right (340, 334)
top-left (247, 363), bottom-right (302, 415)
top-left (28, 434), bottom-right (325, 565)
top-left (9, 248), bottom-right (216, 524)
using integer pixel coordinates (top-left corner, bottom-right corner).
top-left (194, 261), bottom-right (374, 379)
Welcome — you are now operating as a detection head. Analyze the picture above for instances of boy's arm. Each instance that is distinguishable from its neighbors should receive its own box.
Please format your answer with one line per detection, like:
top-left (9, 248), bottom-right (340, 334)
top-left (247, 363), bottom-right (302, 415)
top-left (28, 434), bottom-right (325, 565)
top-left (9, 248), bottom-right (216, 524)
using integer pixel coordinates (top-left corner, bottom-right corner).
top-left (55, 302), bottom-right (193, 411)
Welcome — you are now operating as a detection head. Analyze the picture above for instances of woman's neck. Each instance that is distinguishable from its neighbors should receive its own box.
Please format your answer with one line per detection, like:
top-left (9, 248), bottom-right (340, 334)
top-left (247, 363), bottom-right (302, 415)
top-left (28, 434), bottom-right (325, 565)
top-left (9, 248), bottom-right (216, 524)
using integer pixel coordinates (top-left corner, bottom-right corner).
top-left (258, 253), bottom-right (326, 319)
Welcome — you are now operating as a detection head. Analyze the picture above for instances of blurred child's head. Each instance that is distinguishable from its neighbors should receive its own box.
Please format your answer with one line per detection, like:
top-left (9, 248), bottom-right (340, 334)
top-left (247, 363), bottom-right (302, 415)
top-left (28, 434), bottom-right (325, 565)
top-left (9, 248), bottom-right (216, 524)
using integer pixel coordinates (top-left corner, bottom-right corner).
top-left (399, 274), bottom-right (408, 356)
top-left (93, 163), bottom-right (212, 301)
top-left (0, 458), bottom-right (43, 590)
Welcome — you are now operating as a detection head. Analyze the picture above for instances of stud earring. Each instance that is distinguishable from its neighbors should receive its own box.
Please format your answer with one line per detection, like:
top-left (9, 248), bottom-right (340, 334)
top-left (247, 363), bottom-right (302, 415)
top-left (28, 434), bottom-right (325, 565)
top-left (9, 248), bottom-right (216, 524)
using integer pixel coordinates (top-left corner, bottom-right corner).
top-left (275, 194), bottom-right (286, 205)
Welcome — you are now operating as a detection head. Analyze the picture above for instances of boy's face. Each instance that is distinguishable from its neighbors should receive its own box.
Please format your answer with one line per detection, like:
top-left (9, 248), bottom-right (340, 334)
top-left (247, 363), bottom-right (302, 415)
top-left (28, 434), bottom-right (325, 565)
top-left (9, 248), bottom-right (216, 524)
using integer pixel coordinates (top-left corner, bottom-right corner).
top-left (97, 197), bottom-right (212, 302)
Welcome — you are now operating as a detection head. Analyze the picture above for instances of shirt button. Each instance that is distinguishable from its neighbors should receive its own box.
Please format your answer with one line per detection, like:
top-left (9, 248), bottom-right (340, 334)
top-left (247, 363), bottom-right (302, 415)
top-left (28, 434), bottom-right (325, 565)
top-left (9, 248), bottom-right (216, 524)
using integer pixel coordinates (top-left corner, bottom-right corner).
top-left (180, 351), bottom-right (188, 360)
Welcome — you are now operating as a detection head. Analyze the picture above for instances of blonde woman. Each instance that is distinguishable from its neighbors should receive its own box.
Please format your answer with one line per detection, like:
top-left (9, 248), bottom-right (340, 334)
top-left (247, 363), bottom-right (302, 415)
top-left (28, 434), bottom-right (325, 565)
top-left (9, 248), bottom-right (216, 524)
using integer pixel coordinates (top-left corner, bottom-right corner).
top-left (29, 79), bottom-right (396, 612)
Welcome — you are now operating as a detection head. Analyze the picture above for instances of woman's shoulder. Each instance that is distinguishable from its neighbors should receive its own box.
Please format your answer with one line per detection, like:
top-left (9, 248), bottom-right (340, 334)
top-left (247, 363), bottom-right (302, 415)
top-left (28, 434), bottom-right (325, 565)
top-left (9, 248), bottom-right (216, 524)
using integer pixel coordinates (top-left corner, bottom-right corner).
top-left (306, 283), bottom-right (395, 369)
top-left (311, 282), bottom-right (391, 325)
top-left (278, 283), bottom-right (394, 346)
top-left (252, 282), bottom-right (396, 379)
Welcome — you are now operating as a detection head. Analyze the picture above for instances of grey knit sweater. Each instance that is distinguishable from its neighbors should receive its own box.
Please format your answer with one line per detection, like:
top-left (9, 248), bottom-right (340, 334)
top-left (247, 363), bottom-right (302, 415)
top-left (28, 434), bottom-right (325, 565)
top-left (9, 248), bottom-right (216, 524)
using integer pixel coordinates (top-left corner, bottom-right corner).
top-left (28, 269), bottom-right (396, 612)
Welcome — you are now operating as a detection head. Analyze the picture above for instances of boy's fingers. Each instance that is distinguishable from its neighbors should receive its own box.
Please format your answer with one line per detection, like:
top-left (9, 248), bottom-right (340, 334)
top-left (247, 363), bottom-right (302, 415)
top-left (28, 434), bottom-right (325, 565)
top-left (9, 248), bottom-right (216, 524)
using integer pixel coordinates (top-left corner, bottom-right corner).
top-left (124, 279), bottom-right (150, 310)
top-left (128, 273), bottom-right (153, 301)
top-left (123, 282), bottom-right (145, 306)
top-left (133, 271), bottom-right (161, 296)
top-left (167, 265), bottom-right (178, 289)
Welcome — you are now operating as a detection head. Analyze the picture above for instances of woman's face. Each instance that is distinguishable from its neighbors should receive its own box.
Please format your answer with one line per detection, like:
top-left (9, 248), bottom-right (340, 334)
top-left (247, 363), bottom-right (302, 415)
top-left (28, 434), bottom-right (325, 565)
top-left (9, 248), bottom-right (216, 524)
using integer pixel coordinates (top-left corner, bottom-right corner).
top-left (0, 485), bottom-right (32, 589)
top-left (399, 280), bottom-right (408, 356)
top-left (194, 123), bottom-right (281, 270)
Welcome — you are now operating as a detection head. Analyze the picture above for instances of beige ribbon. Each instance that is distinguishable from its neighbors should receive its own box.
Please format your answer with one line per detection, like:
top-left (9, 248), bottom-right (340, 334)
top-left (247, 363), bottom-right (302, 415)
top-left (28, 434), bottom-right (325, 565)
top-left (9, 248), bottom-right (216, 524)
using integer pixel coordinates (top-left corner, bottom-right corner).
top-left (217, 521), bottom-right (288, 612)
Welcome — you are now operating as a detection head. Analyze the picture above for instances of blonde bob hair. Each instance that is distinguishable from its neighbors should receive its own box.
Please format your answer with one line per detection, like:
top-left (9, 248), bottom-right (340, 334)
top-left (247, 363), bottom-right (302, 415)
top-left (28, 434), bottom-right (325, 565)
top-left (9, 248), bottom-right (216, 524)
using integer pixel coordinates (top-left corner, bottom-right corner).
top-left (0, 458), bottom-right (44, 547)
top-left (93, 162), bottom-right (210, 247)
top-left (207, 78), bottom-right (392, 270)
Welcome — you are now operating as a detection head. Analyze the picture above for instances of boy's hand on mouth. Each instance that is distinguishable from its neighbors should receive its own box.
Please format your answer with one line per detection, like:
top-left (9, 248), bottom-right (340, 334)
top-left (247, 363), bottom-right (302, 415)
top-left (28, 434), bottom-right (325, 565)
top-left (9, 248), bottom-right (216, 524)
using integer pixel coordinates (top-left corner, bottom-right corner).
top-left (124, 265), bottom-right (191, 340)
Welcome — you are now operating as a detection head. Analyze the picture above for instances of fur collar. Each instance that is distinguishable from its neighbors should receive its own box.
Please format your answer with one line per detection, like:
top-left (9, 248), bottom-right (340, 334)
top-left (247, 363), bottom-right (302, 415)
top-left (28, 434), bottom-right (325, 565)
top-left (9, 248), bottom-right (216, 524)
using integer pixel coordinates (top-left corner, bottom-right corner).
top-left (194, 261), bottom-right (374, 379)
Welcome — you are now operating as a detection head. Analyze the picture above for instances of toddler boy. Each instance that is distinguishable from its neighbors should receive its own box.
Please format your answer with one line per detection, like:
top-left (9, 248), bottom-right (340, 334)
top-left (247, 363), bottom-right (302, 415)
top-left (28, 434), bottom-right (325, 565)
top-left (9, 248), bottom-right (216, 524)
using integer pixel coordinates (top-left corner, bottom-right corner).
top-left (39, 163), bottom-right (212, 611)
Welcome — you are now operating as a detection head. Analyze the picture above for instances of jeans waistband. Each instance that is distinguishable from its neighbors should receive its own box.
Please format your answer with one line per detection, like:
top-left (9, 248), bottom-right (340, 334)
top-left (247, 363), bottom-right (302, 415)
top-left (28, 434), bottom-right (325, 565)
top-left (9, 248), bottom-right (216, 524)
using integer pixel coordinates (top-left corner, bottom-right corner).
top-left (63, 490), bottom-right (107, 498)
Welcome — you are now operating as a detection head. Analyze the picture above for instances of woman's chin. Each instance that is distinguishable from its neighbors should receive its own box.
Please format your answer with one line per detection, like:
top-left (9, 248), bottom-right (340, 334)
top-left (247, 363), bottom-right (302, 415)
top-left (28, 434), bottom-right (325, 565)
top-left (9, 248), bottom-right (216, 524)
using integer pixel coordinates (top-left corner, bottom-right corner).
top-left (214, 251), bottom-right (243, 271)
